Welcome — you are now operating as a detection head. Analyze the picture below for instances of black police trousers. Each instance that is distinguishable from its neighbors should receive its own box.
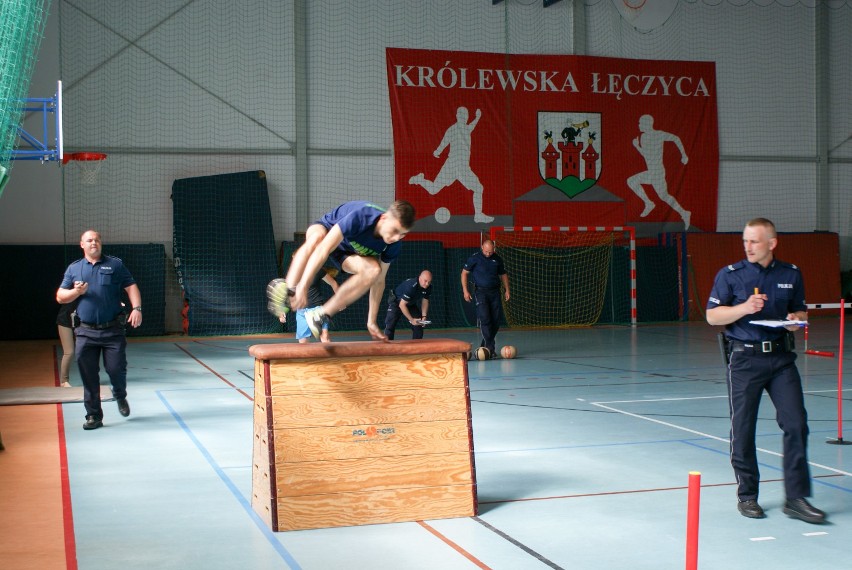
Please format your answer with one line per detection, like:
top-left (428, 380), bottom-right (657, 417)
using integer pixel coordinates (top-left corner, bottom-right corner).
top-left (74, 325), bottom-right (128, 420)
top-left (726, 349), bottom-right (811, 502)
top-left (474, 287), bottom-right (502, 354)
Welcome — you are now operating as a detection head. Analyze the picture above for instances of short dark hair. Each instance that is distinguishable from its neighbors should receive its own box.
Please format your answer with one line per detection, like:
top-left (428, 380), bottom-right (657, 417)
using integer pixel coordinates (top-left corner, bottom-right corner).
top-left (388, 200), bottom-right (416, 229)
top-left (745, 217), bottom-right (776, 238)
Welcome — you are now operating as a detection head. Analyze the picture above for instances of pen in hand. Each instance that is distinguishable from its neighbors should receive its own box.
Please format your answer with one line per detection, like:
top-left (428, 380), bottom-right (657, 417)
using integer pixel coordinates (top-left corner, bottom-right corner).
top-left (751, 286), bottom-right (765, 314)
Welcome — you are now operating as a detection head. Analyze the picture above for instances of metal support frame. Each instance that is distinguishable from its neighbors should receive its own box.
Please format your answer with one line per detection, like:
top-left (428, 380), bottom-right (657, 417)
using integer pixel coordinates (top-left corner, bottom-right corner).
top-left (8, 80), bottom-right (62, 163)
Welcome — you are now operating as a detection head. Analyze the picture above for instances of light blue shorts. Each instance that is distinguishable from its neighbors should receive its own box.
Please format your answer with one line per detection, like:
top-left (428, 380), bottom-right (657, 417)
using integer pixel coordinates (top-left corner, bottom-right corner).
top-left (296, 307), bottom-right (329, 339)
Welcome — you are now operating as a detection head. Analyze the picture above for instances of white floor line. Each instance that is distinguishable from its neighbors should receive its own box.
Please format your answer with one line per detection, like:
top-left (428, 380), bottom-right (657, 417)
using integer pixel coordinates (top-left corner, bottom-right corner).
top-left (591, 399), bottom-right (852, 478)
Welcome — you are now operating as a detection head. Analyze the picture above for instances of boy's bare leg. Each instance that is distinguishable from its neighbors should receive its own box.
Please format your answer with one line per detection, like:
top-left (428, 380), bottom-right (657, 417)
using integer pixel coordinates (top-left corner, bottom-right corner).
top-left (322, 256), bottom-right (381, 316)
top-left (286, 225), bottom-right (328, 309)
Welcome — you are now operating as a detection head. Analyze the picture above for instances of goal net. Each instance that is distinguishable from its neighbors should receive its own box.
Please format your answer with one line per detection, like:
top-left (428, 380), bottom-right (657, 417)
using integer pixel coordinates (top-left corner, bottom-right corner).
top-left (490, 226), bottom-right (636, 327)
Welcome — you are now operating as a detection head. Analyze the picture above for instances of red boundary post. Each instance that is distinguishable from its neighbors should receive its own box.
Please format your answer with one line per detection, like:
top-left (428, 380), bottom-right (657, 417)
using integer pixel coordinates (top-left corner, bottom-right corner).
top-left (686, 471), bottom-right (701, 570)
top-left (837, 300), bottom-right (846, 439)
top-left (826, 300), bottom-right (850, 445)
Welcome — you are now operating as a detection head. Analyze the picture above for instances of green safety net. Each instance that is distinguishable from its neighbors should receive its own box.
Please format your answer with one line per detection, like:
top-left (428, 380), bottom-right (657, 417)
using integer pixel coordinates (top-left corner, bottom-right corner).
top-left (0, 0), bottom-right (52, 195)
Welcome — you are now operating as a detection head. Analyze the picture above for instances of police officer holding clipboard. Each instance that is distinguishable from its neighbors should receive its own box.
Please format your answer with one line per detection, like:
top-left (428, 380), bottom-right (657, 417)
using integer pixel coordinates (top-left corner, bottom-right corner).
top-left (706, 218), bottom-right (825, 524)
top-left (383, 270), bottom-right (432, 340)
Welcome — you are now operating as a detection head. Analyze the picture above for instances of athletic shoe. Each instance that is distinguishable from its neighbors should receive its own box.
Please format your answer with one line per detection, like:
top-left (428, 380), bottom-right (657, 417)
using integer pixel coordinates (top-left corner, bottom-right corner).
top-left (266, 279), bottom-right (293, 318)
top-left (83, 415), bottom-right (103, 430)
top-left (304, 306), bottom-right (327, 339)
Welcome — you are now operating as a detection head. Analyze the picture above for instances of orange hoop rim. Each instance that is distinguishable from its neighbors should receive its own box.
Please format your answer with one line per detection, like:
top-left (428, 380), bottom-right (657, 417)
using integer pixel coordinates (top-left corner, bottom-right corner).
top-left (62, 152), bottom-right (107, 164)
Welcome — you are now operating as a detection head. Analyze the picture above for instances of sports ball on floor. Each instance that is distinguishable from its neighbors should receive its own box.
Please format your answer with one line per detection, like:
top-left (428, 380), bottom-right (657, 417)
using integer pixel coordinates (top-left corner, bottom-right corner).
top-left (475, 347), bottom-right (491, 361)
top-left (501, 345), bottom-right (517, 359)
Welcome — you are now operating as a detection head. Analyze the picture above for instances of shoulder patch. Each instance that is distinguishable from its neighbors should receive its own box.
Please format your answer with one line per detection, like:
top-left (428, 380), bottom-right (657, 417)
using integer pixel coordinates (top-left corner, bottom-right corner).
top-left (725, 261), bottom-right (744, 272)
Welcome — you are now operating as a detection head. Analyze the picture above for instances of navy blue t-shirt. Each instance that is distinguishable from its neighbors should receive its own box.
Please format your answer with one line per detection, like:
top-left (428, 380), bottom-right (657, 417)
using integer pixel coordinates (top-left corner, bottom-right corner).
top-left (463, 251), bottom-right (506, 289)
top-left (317, 201), bottom-right (402, 263)
top-left (393, 277), bottom-right (432, 305)
top-left (706, 258), bottom-right (805, 342)
top-left (60, 255), bottom-right (136, 325)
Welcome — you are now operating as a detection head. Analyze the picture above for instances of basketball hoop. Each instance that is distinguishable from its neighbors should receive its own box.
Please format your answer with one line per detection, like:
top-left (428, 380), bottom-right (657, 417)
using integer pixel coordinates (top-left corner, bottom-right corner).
top-left (63, 152), bottom-right (107, 185)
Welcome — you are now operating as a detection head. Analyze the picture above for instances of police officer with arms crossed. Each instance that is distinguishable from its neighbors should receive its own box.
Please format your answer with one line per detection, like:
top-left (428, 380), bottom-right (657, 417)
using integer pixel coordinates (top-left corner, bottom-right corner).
top-left (56, 230), bottom-right (142, 430)
top-left (383, 270), bottom-right (432, 340)
top-left (461, 239), bottom-right (509, 359)
top-left (706, 218), bottom-right (825, 524)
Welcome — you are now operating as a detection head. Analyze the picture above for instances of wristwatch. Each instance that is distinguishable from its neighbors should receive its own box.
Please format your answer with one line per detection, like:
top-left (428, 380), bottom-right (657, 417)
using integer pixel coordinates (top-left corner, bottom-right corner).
top-left (132, 306), bottom-right (142, 313)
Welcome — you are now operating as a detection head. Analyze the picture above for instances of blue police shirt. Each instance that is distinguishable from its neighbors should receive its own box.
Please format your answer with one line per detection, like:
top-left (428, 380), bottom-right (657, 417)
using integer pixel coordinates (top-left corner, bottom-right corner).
top-left (706, 258), bottom-right (805, 343)
top-left (463, 251), bottom-right (506, 289)
top-left (317, 201), bottom-right (402, 263)
top-left (394, 277), bottom-right (432, 305)
top-left (60, 255), bottom-right (136, 325)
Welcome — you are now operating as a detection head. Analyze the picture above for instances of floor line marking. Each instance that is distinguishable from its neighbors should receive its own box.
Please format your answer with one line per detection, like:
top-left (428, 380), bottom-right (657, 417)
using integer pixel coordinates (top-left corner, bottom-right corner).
top-left (156, 390), bottom-right (301, 569)
top-left (174, 343), bottom-right (253, 401)
top-left (750, 536), bottom-right (776, 542)
top-left (595, 388), bottom-right (848, 405)
top-left (417, 521), bottom-right (492, 569)
top-left (590, 401), bottom-right (852, 478)
top-left (56, 404), bottom-right (78, 570)
top-left (472, 516), bottom-right (564, 570)
top-left (477, 474), bottom-right (846, 506)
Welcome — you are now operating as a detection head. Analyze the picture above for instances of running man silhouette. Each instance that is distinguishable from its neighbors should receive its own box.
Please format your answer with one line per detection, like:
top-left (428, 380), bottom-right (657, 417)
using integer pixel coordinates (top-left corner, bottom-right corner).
top-left (626, 114), bottom-right (691, 229)
top-left (409, 106), bottom-right (493, 224)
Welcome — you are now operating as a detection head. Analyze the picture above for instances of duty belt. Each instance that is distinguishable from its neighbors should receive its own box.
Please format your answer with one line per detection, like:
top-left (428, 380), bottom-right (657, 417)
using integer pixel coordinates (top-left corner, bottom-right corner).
top-left (729, 340), bottom-right (787, 354)
top-left (78, 319), bottom-right (120, 330)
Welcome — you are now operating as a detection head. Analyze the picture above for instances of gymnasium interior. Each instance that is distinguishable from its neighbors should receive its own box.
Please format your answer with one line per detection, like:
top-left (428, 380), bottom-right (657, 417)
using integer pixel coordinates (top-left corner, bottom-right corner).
top-left (1, 1), bottom-right (851, 569)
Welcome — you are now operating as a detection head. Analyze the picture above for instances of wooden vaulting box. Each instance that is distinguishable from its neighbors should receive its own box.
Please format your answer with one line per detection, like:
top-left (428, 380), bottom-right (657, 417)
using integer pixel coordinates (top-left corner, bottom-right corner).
top-left (248, 339), bottom-right (476, 531)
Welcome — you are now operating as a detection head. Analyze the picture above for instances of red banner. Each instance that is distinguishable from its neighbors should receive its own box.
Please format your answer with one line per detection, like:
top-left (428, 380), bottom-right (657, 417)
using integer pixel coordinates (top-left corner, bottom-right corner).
top-left (387, 48), bottom-right (717, 240)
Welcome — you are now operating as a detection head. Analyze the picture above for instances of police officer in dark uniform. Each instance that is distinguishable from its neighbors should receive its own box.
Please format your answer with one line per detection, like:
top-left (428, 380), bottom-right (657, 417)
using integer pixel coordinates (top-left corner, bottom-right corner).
top-left (461, 239), bottom-right (510, 358)
top-left (384, 270), bottom-right (432, 340)
top-left (56, 230), bottom-right (143, 430)
top-left (706, 218), bottom-right (825, 524)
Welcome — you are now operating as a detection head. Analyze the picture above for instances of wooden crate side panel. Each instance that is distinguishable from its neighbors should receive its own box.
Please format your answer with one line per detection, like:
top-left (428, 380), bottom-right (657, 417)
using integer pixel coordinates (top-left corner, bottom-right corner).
top-left (268, 353), bottom-right (465, 394)
top-left (275, 484), bottom-right (476, 531)
top-left (251, 422), bottom-right (273, 528)
top-left (274, 452), bottom-right (474, 496)
top-left (269, 387), bottom-right (469, 428)
top-left (273, 419), bottom-right (472, 462)
top-left (251, 359), bottom-right (276, 529)
top-left (253, 360), bottom-right (271, 428)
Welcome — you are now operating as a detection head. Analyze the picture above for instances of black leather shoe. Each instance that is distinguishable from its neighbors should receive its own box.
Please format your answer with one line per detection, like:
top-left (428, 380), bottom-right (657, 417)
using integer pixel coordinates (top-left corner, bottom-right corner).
top-left (783, 498), bottom-right (826, 524)
top-left (737, 499), bottom-right (765, 519)
top-left (83, 415), bottom-right (103, 430)
top-left (117, 398), bottom-right (130, 417)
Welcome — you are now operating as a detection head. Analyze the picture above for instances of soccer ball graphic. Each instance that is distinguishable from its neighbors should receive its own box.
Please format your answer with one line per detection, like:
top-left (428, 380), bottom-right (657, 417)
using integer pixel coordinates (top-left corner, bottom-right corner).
top-left (434, 207), bottom-right (451, 224)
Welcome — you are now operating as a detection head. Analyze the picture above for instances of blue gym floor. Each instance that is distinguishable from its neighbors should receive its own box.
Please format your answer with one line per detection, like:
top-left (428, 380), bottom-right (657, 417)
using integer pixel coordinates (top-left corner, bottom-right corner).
top-left (59, 322), bottom-right (851, 569)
